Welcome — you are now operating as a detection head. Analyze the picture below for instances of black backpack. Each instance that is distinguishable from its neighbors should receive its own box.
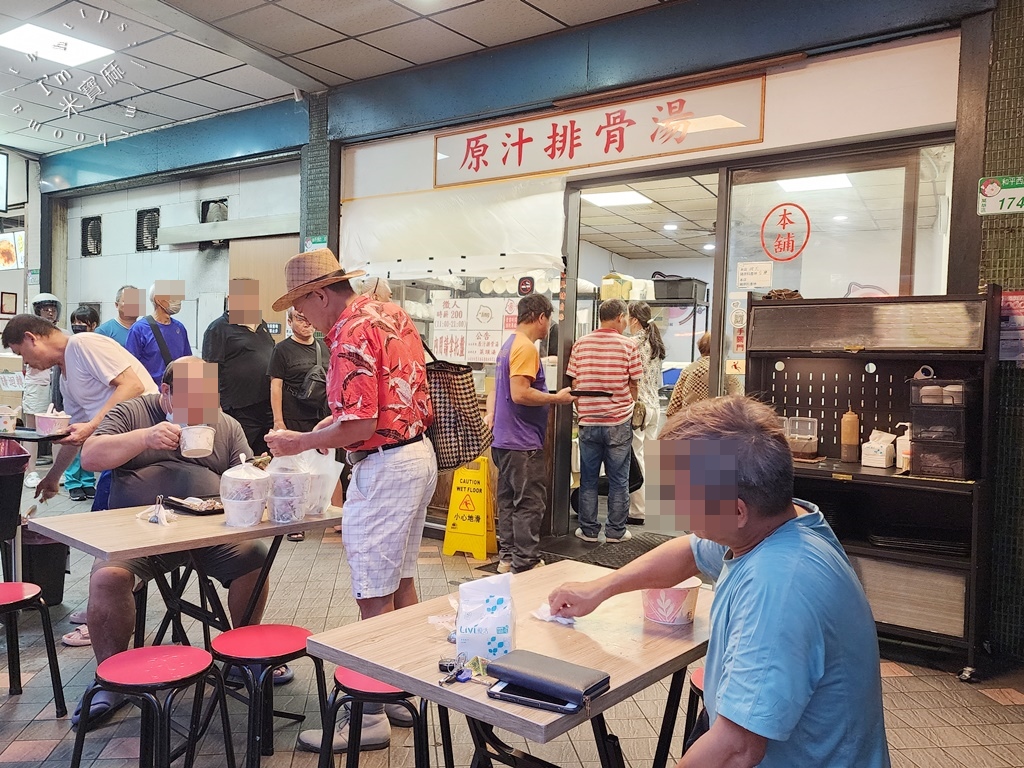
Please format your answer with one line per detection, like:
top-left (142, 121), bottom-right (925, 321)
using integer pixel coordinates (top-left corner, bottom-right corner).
top-left (292, 341), bottom-right (327, 403)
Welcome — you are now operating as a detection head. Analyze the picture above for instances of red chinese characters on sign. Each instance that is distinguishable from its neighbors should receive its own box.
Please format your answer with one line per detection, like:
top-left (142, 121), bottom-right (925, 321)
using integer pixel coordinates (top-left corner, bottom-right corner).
top-left (461, 134), bottom-right (489, 172)
top-left (650, 99), bottom-right (695, 144)
top-left (501, 128), bottom-right (533, 167)
top-left (760, 203), bottom-right (811, 262)
top-left (544, 120), bottom-right (582, 160)
top-left (596, 109), bottom-right (637, 154)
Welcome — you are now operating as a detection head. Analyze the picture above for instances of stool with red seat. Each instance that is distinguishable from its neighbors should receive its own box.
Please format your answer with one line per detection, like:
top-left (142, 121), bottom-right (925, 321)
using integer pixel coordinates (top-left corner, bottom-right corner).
top-left (210, 623), bottom-right (328, 768)
top-left (70, 645), bottom-right (234, 768)
top-left (0, 581), bottom-right (67, 717)
top-left (319, 666), bottom-right (433, 768)
top-left (681, 667), bottom-right (705, 754)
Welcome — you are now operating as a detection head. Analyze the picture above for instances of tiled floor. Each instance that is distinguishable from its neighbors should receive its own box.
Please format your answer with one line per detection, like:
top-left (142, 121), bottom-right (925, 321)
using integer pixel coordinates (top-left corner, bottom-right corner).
top-left (5, 487), bottom-right (1024, 767)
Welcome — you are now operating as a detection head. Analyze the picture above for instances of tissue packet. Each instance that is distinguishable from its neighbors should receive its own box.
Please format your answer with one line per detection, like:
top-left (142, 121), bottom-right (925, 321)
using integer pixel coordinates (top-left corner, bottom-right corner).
top-left (456, 572), bottom-right (515, 661)
top-left (861, 429), bottom-right (896, 468)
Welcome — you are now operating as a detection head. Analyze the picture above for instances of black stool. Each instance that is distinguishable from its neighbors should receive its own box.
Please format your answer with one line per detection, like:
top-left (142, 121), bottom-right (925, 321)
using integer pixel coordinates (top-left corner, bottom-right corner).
top-left (0, 581), bottom-right (67, 717)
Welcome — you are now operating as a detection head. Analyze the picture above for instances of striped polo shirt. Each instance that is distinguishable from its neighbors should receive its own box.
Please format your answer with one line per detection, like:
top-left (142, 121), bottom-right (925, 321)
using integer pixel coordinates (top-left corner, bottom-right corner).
top-left (566, 327), bottom-right (642, 426)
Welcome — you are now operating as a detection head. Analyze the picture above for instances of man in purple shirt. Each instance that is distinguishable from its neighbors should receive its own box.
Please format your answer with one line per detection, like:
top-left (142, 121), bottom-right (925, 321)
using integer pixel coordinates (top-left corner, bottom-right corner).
top-left (125, 280), bottom-right (191, 383)
top-left (485, 294), bottom-right (574, 573)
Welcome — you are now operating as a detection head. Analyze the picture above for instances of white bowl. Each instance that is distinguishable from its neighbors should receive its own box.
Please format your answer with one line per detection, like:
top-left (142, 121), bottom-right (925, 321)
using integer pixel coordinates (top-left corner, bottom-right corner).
top-left (180, 425), bottom-right (215, 458)
top-left (35, 413), bottom-right (71, 436)
top-left (223, 498), bottom-right (265, 527)
top-left (641, 577), bottom-right (702, 625)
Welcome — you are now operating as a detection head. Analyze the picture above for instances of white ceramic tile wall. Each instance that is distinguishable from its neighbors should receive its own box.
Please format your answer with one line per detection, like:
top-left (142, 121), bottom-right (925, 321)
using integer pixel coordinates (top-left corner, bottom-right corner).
top-left (65, 161), bottom-right (300, 352)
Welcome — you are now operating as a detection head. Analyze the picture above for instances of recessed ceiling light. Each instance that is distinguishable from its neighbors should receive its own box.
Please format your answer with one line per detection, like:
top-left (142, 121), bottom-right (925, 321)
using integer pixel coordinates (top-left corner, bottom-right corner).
top-left (832, 215), bottom-right (849, 221)
top-left (436, 152), bottom-right (448, 160)
top-left (703, 244), bottom-right (715, 251)
top-left (580, 191), bottom-right (653, 207)
top-left (663, 224), bottom-right (678, 231)
top-left (0, 24), bottom-right (114, 67)
top-left (778, 174), bottom-right (852, 192)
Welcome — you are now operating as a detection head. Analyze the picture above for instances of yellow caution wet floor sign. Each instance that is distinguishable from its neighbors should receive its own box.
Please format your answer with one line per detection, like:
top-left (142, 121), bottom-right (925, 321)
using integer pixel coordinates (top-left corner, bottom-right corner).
top-left (443, 457), bottom-right (497, 559)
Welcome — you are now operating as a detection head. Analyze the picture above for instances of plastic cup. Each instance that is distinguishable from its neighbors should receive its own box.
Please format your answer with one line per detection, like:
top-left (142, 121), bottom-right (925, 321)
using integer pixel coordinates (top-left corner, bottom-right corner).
top-left (0, 414), bottom-right (16, 433)
top-left (641, 577), bottom-right (703, 625)
top-left (180, 425), bottom-right (215, 458)
top-left (267, 496), bottom-right (306, 524)
top-left (269, 468), bottom-right (310, 498)
top-left (223, 498), bottom-right (265, 527)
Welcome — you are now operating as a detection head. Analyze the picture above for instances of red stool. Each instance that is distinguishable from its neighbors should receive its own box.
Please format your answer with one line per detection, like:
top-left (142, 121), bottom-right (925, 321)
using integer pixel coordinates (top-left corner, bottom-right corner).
top-left (319, 666), bottom-right (433, 768)
top-left (681, 667), bottom-right (705, 755)
top-left (211, 623), bottom-right (328, 768)
top-left (70, 645), bottom-right (234, 768)
top-left (0, 582), bottom-right (67, 717)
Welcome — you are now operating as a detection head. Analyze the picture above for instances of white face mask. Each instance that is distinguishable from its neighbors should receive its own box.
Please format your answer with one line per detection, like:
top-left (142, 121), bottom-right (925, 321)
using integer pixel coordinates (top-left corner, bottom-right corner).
top-left (166, 300), bottom-right (182, 315)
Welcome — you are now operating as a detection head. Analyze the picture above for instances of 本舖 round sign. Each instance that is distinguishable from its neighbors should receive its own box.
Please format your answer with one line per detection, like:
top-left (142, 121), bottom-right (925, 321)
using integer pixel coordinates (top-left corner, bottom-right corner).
top-left (760, 203), bottom-right (810, 262)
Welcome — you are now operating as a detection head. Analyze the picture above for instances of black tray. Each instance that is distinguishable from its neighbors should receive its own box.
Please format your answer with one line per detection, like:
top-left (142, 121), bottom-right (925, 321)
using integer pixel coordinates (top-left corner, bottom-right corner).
top-left (0, 428), bottom-right (71, 442)
top-left (163, 495), bottom-right (225, 516)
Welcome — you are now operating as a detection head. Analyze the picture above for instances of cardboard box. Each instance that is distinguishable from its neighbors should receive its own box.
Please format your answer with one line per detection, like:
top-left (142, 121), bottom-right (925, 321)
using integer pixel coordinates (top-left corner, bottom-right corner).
top-left (0, 354), bottom-right (23, 412)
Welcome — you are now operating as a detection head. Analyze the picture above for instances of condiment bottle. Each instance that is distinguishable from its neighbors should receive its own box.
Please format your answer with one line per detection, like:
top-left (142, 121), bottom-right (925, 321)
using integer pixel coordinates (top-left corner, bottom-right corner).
top-left (840, 408), bottom-right (860, 462)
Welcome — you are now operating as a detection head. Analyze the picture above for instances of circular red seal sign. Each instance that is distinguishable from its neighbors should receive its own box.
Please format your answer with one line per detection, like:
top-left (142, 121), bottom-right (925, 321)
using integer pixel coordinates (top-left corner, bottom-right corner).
top-left (760, 203), bottom-right (811, 262)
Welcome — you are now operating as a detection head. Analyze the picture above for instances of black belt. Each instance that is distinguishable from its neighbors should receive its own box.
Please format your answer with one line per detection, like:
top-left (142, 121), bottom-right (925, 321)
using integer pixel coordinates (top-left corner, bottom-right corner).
top-left (347, 433), bottom-right (424, 466)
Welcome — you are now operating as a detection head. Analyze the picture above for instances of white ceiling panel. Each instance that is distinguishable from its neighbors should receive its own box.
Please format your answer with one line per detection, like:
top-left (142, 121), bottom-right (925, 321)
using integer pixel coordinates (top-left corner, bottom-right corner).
top-left (159, 79), bottom-right (257, 110)
top-left (215, 4), bottom-right (345, 56)
top-left (359, 19), bottom-right (482, 65)
top-left (78, 56), bottom-right (193, 92)
top-left (390, 0), bottom-right (483, 13)
top-left (80, 102), bottom-right (172, 130)
top-left (128, 35), bottom-right (240, 78)
top-left (6, 130), bottom-right (74, 153)
top-left (163, 0), bottom-right (264, 23)
top-left (277, 0), bottom-right (417, 37)
top-left (32, 2), bottom-right (164, 50)
top-left (434, 0), bottom-right (564, 47)
top-left (525, 0), bottom-right (657, 26)
top-left (205, 66), bottom-right (292, 99)
top-left (2, 0), bottom-right (65, 21)
top-left (283, 56), bottom-right (351, 86)
top-left (98, 0), bottom-right (175, 32)
top-left (123, 90), bottom-right (212, 120)
top-left (298, 39), bottom-right (411, 80)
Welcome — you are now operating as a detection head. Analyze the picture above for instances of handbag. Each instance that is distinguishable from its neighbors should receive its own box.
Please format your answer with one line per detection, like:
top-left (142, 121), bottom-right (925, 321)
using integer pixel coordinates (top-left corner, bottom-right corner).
top-left (487, 650), bottom-right (610, 710)
top-left (422, 342), bottom-right (493, 473)
top-left (291, 341), bottom-right (327, 403)
top-left (631, 401), bottom-right (647, 430)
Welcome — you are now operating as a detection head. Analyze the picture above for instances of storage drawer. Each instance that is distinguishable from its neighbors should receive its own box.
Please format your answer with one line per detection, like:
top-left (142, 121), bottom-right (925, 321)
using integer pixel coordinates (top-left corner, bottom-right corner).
top-left (910, 440), bottom-right (975, 480)
top-left (848, 555), bottom-right (965, 638)
top-left (653, 277), bottom-right (707, 301)
top-left (910, 408), bottom-right (967, 442)
top-left (909, 378), bottom-right (979, 406)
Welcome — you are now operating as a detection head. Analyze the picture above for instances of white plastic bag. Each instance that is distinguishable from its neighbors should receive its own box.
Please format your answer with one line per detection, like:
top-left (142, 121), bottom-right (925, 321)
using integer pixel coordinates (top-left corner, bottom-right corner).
top-left (268, 450), bottom-right (342, 517)
top-left (456, 572), bottom-right (515, 661)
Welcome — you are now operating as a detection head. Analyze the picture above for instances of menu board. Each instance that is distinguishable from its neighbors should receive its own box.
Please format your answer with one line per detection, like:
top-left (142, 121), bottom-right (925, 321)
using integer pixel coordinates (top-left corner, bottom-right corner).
top-left (431, 297), bottom-right (519, 364)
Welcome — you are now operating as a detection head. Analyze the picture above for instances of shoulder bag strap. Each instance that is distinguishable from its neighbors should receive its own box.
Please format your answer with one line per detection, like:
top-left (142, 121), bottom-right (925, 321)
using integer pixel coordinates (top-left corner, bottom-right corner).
top-left (315, 338), bottom-right (322, 368)
top-left (421, 339), bottom-right (438, 363)
top-left (145, 316), bottom-right (173, 366)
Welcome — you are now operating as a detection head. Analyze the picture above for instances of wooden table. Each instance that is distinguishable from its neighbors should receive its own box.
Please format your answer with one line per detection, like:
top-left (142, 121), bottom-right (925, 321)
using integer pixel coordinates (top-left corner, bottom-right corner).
top-left (307, 559), bottom-right (710, 768)
top-left (30, 505), bottom-right (344, 639)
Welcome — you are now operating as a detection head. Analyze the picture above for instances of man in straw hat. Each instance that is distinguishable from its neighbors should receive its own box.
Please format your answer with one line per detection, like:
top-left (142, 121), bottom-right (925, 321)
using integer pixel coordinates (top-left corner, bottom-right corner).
top-left (266, 248), bottom-right (436, 753)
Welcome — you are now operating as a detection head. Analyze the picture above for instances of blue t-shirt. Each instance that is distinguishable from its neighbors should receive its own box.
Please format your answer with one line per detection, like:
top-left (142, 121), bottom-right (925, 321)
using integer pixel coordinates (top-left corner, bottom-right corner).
top-left (492, 332), bottom-right (548, 451)
top-left (125, 316), bottom-right (192, 384)
top-left (95, 318), bottom-right (131, 347)
top-left (690, 502), bottom-right (890, 768)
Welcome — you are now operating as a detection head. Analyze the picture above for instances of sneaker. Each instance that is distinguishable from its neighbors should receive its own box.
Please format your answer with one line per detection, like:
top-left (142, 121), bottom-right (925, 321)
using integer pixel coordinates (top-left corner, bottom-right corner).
top-left (296, 707), bottom-right (390, 753)
top-left (514, 559), bottom-right (545, 574)
top-left (69, 488), bottom-right (87, 501)
top-left (575, 528), bottom-right (600, 543)
top-left (626, 516), bottom-right (645, 526)
top-left (23, 472), bottom-right (41, 489)
top-left (84, 487), bottom-right (96, 499)
top-left (385, 701), bottom-right (414, 727)
top-left (496, 560), bottom-right (512, 574)
top-left (606, 529), bottom-right (633, 543)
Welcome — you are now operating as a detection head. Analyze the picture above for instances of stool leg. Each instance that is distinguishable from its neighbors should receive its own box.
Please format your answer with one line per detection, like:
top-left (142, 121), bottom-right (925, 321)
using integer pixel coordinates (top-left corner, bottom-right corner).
top-left (133, 582), bottom-right (148, 649)
top-left (345, 699), bottom-right (364, 768)
top-left (138, 692), bottom-right (161, 768)
top-left (258, 665), bottom-right (275, 757)
top-left (32, 598), bottom-right (67, 717)
top-left (183, 674), bottom-right (207, 768)
top-left (241, 666), bottom-right (263, 768)
top-left (4, 607), bottom-right (21, 695)
top-left (681, 687), bottom-right (701, 756)
top-left (319, 690), bottom-right (348, 768)
top-left (209, 668), bottom-right (238, 768)
top-left (70, 684), bottom-right (102, 768)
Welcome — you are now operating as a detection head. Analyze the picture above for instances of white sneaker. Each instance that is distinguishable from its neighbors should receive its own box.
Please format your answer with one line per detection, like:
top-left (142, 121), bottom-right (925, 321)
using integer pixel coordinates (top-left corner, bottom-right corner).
top-left (575, 528), bottom-right (600, 543)
top-left (297, 707), bottom-right (390, 753)
top-left (606, 529), bottom-right (633, 543)
top-left (496, 560), bottom-right (512, 574)
top-left (24, 472), bottom-right (41, 489)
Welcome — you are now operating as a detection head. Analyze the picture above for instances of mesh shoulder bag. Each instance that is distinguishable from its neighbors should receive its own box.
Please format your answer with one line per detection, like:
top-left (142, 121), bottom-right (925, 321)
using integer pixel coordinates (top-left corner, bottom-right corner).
top-left (423, 342), bottom-right (493, 472)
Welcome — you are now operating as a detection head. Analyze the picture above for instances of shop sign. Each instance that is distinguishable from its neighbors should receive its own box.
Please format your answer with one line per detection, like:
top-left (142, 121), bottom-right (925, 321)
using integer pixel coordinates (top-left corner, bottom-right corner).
top-left (760, 203), bottom-right (810, 262)
top-left (999, 290), bottom-right (1024, 363)
top-left (304, 235), bottom-right (327, 252)
top-left (978, 176), bottom-right (1024, 216)
top-left (435, 76), bottom-right (765, 187)
top-left (736, 262), bottom-right (773, 290)
top-left (27, 269), bottom-right (39, 286)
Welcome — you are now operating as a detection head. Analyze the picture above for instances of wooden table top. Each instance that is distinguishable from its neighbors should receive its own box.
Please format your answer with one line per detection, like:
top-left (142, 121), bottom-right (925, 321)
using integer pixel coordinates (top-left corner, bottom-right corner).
top-left (307, 559), bottom-right (710, 743)
top-left (27, 505), bottom-right (344, 561)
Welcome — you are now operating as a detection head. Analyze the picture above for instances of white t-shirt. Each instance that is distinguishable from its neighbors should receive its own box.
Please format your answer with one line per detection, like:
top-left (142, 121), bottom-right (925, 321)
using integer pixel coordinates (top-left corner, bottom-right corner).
top-left (60, 333), bottom-right (158, 424)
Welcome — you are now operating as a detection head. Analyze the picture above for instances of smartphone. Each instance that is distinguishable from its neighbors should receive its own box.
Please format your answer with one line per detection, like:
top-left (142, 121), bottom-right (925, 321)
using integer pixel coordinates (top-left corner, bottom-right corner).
top-left (487, 681), bottom-right (581, 714)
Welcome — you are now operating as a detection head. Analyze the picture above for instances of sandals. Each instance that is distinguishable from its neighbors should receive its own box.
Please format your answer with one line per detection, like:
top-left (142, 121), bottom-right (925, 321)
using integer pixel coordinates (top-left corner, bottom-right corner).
top-left (62, 625), bottom-right (92, 647)
top-left (287, 531), bottom-right (305, 542)
top-left (226, 663), bottom-right (294, 686)
top-left (69, 608), bottom-right (88, 624)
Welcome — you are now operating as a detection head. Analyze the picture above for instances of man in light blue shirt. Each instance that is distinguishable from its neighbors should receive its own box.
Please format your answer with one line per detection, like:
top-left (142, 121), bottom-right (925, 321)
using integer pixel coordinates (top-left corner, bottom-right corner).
top-left (549, 395), bottom-right (889, 768)
top-left (95, 285), bottom-right (141, 347)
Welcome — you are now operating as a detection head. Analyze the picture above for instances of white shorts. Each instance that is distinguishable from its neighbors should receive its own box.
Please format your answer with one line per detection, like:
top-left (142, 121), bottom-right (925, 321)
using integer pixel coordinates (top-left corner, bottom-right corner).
top-left (343, 437), bottom-right (438, 600)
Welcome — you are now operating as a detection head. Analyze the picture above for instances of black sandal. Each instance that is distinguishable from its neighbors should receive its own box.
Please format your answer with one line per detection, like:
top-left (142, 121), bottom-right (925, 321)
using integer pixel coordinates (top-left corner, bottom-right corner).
top-left (287, 531), bottom-right (305, 542)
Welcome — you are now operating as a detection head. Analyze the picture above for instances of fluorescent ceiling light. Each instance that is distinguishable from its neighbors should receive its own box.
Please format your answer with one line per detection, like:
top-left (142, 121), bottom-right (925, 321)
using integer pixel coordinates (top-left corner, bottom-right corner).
top-left (832, 214), bottom-right (849, 221)
top-left (0, 23), bottom-right (114, 67)
top-left (663, 224), bottom-right (678, 231)
top-left (581, 191), bottom-right (652, 207)
top-left (702, 244), bottom-right (715, 251)
top-left (777, 174), bottom-right (852, 192)
top-left (436, 152), bottom-right (448, 160)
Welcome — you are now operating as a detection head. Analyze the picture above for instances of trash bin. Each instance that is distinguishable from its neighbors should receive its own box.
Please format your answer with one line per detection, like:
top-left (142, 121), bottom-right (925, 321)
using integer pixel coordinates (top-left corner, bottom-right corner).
top-left (21, 528), bottom-right (69, 606)
top-left (0, 439), bottom-right (29, 581)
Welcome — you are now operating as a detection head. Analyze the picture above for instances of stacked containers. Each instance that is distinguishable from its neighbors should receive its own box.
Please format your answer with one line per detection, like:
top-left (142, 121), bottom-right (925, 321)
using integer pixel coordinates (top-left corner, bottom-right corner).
top-left (908, 379), bottom-right (980, 479)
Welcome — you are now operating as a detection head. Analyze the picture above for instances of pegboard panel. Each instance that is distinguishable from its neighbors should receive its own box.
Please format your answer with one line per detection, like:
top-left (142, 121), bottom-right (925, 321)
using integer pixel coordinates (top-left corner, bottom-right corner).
top-left (747, 357), bottom-right (982, 459)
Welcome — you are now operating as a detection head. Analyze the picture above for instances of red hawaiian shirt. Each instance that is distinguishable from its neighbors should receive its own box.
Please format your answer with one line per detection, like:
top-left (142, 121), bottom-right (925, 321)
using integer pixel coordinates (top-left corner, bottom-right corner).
top-left (325, 295), bottom-right (433, 450)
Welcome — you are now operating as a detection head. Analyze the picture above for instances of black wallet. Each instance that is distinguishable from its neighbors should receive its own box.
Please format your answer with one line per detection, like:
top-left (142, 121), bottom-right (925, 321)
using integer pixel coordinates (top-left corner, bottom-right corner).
top-left (486, 650), bottom-right (610, 707)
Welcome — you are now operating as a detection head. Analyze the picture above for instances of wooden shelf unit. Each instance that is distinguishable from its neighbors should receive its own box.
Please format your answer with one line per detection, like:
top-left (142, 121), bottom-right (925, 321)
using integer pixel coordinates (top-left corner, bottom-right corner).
top-left (744, 288), bottom-right (1000, 672)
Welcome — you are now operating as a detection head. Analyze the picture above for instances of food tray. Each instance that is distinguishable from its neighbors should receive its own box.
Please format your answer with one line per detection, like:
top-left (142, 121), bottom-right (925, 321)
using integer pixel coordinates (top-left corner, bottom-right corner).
top-left (163, 495), bottom-right (225, 516)
top-left (0, 428), bottom-right (72, 442)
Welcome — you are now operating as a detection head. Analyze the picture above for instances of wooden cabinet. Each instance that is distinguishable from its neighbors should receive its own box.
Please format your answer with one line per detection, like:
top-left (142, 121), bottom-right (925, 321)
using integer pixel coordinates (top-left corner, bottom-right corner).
top-left (744, 288), bottom-right (999, 676)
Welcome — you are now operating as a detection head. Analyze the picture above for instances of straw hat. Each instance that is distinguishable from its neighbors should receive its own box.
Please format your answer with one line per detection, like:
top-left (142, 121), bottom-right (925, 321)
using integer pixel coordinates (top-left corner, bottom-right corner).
top-left (271, 248), bottom-right (365, 311)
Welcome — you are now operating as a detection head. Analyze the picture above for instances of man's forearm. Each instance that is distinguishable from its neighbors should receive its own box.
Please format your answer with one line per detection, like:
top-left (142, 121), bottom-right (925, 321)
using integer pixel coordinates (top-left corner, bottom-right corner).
top-left (270, 379), bottom-right (284, 424)
top-left (298, 417), bottom-right (376, 452)
top-left (46, 443), bottom-right (80, 480)
top-left (596, 536), bottom-right (700, 602)
top-left (81, 430), bottom-right (149, 472)
top-left (678, 715), bottom-right (766, 768)
top-left (88, 380), bottom-right (144, 431)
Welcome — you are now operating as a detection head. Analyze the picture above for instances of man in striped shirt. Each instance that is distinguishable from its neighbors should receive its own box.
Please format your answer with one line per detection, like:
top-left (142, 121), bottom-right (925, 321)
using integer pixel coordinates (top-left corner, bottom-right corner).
top-left (566, 299), bottom-right (642, 543)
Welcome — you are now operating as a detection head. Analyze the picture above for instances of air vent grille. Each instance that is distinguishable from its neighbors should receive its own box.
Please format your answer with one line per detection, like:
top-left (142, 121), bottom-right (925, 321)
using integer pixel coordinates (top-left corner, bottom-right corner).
top-left (82, 216), bottom-right (101, 257)
top-left (136, 208), bottom-right (159, 252)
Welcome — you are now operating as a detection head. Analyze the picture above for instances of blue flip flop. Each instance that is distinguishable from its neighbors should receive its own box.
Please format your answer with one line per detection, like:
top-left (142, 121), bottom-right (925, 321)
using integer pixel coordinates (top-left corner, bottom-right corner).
top-left (71, 690), bottom-right (128, 729)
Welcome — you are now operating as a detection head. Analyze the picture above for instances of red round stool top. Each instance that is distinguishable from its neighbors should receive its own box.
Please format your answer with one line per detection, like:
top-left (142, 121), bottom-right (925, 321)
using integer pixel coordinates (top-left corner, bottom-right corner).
top-left (211, 624), bottom-right (311, 661)
top-left (97, 646), bottom-right (213, 687)
top-left (334, 666), bottom-right (403, 696)
top-left (690, 668), bottom-right (704, 695)
top-left (0, 582), bottom-right (42, 606)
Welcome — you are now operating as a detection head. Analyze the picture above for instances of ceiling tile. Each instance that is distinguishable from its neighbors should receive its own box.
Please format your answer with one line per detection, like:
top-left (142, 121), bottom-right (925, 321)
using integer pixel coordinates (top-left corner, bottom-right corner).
top-left (79, 102), bottom-right (171, 130)
top-left (97, 0), bottom-right (175, 32)
top-left (433, 0), bottom-right (563, 47)
top-left (525, 0), bottom-right (656, 26)
top-left (298, 39), bottom-right (410, 80)
top-left (277, 0), bottom-right (417, 36)
top-left (78, 56), bottom-right (192, 92)
top-left (129, 35), bottom-right (240, 78)
top-left (122, 90), bottom-right (211, 120)
top-left (359, 19), bottom-right (482, 66)
top-left (283, 56), bottom-right (350, 87)
top-left (390, 0), bottom-right (481, 13)
top-left (162, 0), bottom-right (264, 23)
top-left (31, 2), bottom-right (164, 51)
top-left (216, 4), bottom-right (344, 55)
top-left (1, 0), bottom-right (66, 21)
top-left (8, 128), bottom-right (76, 152)
top-left (159, 79), bottom-right (257, 110)
top-left (205, 66), bottom-right (292, 99)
